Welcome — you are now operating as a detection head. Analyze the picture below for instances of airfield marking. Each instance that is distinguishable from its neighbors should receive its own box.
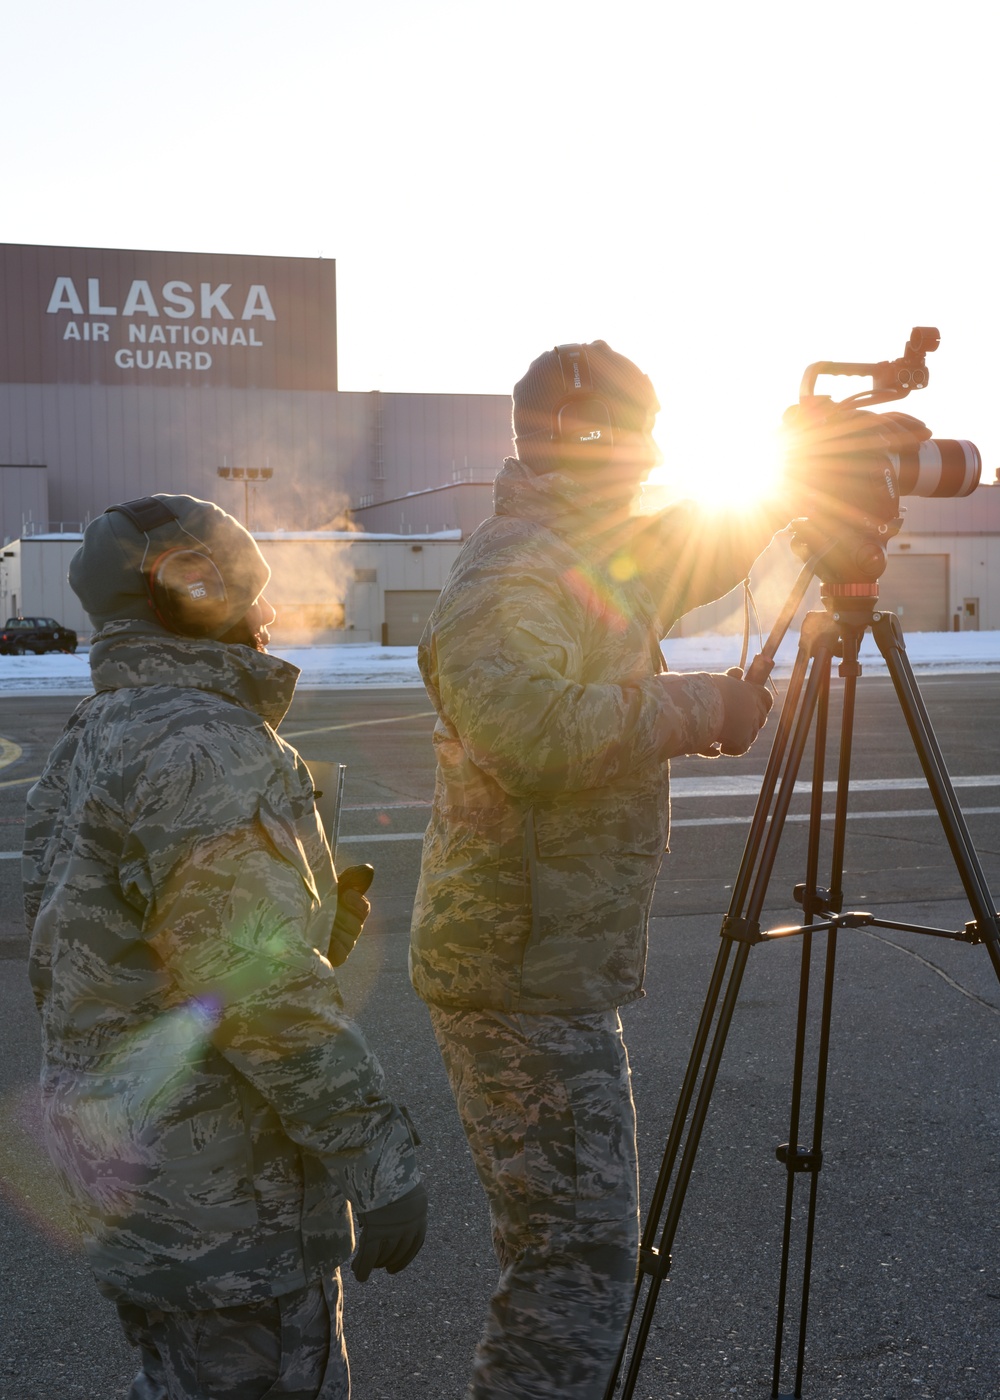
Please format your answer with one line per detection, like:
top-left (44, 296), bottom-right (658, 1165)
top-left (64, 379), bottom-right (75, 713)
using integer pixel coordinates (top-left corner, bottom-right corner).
top-left (282, 711), bottom-right (437, 740)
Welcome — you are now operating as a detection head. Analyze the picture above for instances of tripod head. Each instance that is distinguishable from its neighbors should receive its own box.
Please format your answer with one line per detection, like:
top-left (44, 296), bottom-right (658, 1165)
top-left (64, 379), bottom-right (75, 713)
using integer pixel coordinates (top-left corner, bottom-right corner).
top-left (788, 511), bottom-right (900, 591)
top-left (745, 495), bottom-right (903, 686)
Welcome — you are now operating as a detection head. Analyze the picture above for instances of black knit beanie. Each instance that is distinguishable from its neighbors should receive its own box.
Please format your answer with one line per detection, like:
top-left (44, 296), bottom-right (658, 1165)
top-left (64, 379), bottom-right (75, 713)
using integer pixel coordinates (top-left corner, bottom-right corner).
top-left (511, 340), bottom-right (659, 466)
top-left (69, 493), bottom-right (271, 637)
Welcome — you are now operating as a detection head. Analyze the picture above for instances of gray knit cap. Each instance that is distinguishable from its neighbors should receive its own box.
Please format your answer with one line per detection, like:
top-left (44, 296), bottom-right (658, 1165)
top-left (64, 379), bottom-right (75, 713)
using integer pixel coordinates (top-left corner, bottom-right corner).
top-left (69, 493), bottom-right (270, 637)
top-left (511, 340), bottom-right (659, 464)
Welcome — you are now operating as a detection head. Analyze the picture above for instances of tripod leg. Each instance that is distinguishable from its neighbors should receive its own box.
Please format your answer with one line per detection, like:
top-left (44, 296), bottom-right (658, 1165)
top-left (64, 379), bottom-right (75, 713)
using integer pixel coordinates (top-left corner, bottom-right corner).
top-left (613, 601), bottom-right (1000, 1400)
top-left (872, 612), bottom-right (1000, 978)
top-left (611, 937), bottom-right (754, 1400)
top-left (729, 617), bottom-right (818, 912)
top-left (777, 649), bottom-right (861, 1398)
top-left (777, 925), bottom-right (840, 1400)
top-left (661, 624), bottom-right (839, 1246)
top-left (608, 621), bottom-right (839, 1400)
top-left (771, 638), bottom-right (840, 1396)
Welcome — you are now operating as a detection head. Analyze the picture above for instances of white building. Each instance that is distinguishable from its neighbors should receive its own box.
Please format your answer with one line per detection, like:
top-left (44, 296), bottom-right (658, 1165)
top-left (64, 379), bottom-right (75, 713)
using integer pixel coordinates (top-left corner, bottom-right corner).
top-left (0, 530), bottom-right (464, 646)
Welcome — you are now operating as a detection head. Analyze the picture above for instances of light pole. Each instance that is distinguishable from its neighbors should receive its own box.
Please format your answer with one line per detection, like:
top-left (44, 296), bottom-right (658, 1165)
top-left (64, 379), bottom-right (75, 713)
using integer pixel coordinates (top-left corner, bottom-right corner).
top-left (217, 463), bottom-right (274, 530)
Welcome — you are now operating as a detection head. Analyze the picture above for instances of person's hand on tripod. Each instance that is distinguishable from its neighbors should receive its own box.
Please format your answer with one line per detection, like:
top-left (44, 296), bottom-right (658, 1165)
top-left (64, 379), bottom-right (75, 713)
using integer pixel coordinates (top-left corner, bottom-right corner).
top-left (703, 667), bottom-right (773, 756)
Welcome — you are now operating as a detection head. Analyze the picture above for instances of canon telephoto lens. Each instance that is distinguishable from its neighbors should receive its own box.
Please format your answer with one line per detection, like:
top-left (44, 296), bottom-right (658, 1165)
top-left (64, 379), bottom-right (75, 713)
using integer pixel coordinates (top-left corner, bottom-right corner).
top-left (892, 439), bottom-right (981, 497)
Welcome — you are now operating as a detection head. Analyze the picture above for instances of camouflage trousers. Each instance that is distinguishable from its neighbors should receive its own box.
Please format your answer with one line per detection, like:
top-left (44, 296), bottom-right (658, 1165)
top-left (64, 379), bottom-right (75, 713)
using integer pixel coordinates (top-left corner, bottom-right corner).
top-left (114, 1271), bottom-right (350, 1400)
top-left (428, 1004), bottom-right (640, 1400)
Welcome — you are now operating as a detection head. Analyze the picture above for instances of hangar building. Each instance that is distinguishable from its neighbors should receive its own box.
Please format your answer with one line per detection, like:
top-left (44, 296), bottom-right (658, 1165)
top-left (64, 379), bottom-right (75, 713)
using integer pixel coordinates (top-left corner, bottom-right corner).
top-left (0, 241), bottom-right (996, 641)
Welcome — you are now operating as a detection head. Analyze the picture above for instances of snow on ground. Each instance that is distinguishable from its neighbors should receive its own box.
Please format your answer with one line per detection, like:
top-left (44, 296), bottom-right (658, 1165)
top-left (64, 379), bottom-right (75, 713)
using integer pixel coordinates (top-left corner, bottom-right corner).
top-left (1, 631), bottom-right (1000, 697)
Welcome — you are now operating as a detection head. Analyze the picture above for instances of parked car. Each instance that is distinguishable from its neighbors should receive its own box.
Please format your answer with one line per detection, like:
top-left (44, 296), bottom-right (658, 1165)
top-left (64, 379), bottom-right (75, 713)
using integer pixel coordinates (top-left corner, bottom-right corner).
top-left (0, 617), bottom-right (78, 654)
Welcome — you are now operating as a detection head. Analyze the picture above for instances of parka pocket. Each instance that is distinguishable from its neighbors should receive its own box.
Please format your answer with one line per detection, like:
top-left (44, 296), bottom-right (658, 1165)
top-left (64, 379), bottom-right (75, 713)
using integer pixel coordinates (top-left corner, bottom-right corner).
top-left (530, 791), bottom-right (668, 859)
top-left (520, 796), bottom-right (665, 1003)
top-left (525, 793), bottom-right (666, 942)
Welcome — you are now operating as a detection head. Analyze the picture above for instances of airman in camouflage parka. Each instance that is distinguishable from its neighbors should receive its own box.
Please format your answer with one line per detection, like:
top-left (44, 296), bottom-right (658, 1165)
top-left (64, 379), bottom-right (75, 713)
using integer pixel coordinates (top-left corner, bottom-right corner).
top-left (25, 495), bottom-right (425, 1398)
top-left (26, 622), bottom-right (420, 1312)
top-left (409, 458), bottom-right (785, 1015)
top-left (409, 341), bottom-right (789, 1399)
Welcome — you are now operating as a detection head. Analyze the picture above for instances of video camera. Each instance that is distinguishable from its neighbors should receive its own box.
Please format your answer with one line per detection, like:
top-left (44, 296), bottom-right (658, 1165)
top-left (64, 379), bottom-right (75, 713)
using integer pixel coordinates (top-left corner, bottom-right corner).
top-left (781, 328), bottom-right (981, 586)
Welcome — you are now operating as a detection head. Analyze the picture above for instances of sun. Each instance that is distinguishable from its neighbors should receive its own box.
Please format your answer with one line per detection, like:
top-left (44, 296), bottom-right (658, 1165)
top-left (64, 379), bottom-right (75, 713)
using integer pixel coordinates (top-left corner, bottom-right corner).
top-left (642, 417), bottom-right (786, 511)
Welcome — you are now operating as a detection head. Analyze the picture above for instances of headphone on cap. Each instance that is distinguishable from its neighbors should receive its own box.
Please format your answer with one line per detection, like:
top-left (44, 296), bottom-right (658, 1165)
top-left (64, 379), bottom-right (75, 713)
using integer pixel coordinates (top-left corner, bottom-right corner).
top-left (105, 497), bottom-right (230, 637)
top-left (550, 344), bottom-right (616, 454)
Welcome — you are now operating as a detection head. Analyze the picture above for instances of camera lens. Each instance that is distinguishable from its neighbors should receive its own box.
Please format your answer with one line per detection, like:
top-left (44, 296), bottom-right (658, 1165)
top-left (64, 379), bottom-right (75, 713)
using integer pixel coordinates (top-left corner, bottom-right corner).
top-left (893, 439), bottom-right (980, 497)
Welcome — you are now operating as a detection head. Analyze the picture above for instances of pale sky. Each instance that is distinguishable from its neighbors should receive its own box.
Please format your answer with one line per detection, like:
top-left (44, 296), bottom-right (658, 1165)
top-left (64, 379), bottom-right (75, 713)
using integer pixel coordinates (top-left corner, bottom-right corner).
top-left (2, 0), bottom-right (998, 499)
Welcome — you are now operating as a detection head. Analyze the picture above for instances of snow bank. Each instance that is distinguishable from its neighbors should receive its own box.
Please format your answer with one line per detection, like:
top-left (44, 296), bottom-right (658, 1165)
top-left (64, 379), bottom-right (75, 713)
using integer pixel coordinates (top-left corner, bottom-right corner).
top-left (2, 632), bottom-right (999, 698)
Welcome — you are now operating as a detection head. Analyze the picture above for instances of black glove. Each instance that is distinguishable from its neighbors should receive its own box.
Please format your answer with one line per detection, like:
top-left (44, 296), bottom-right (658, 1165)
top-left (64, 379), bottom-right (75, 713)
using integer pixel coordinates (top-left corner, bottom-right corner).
top-left (352, 1182), bottom-right (428, 1283)
top-left (328, 864), bottom-right (374, 966)
top-left (706, 667), bottom-right (773, 756)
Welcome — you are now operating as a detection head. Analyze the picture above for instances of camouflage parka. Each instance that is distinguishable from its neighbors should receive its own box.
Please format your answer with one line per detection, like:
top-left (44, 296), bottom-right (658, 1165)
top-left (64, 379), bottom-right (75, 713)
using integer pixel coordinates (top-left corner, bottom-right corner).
top-left (24, 621), bottom-right (419, 1310)
top-left (409, 458), bottom-right (786, 1014)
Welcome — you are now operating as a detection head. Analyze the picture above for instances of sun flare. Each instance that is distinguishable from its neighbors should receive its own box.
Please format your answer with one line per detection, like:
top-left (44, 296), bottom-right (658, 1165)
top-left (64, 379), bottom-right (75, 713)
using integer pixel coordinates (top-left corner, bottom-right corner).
top-left (643, 420), bottom-right (785, 511)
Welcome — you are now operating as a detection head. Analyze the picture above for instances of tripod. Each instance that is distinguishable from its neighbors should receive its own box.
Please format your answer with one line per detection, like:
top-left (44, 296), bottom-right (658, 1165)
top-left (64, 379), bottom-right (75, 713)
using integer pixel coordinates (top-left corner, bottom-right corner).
top-left (606, 579), bottom-right (1000, 1399)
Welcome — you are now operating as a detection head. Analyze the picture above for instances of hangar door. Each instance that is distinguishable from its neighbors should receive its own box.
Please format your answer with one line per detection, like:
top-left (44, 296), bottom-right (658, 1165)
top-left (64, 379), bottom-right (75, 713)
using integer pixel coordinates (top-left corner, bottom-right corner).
top-left (383, 589), bottom-right (440, 645)
top-left (877, 553), bottom-right (949, 631)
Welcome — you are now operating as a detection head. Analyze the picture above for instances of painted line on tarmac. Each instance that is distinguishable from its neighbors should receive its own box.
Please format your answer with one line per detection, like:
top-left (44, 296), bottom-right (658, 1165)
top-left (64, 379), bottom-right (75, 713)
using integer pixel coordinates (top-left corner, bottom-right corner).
top-left (269, 779), bottom-right (1000, 808)
top-left (670, 773), bottom-right (1000, 797)
top-left (666, 806), bottom-right (997, 823)
top-left (267, 775), bottom-right (1000, 812)
top-left (327, 804), bottom-right (1000, 844)
top-left (0, 737), bottom-right (24, 771)
top-left (335, 834), bottom-right (425, 844)
top-left (345, 801), bottom-right (430, 810)
top-left (5, 802), bottom-right (1000, 857)
top-left (671, 804), bottom-right (1000, 828)
top-left (282, 711), bottom-right (437, 740)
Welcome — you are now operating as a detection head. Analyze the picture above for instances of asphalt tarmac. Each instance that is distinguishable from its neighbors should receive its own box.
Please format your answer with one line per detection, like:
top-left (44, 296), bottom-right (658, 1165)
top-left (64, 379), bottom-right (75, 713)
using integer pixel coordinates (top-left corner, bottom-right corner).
top-left (2, 674), bottom-right (999, 1399)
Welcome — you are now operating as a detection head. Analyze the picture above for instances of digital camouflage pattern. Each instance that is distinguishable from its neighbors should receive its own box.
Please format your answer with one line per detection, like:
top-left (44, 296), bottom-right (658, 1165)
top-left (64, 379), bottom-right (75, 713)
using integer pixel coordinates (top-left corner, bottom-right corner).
top-left (115, 1271), bottom-right (349, 1399)
top-left (428, 1004), bottom-right (639, 1400)
top-left (410, 457), bottom-right (786, 1014)
top-left (24, 620), bottom-right (420, 1311)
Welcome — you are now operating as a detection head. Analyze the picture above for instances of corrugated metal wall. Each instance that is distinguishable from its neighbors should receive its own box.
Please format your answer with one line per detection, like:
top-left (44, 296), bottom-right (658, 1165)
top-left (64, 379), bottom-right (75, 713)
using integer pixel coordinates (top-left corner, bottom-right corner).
top-left (0, 384), bottom-right (511, 533)
top-left (350, 482), bottom-right (494, 535)
top-left (877, 553), bottom-right (950, 631)
top-left (377, 393), bottom-right (511, 494)
top-left (0, 464), bottom-right (48, 543)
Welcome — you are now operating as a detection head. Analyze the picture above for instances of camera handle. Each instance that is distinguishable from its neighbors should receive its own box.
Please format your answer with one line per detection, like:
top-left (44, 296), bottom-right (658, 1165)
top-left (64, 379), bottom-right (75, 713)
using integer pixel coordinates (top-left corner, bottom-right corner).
top-left (798, 326), bottom-right (938, 405)
top-left (606, 594), bottom-right (1000, 1400)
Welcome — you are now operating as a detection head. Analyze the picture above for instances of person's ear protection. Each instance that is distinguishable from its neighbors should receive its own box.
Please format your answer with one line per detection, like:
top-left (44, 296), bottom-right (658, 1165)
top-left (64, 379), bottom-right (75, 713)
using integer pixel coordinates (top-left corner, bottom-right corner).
top-left (551, 344), bottom-right (616, 454)
top-left (105, 497), bottom-right (230, 637)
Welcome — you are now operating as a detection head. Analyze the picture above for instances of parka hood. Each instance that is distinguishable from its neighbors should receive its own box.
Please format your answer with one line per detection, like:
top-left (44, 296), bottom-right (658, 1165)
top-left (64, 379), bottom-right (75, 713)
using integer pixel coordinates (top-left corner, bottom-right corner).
top-left (88, 620), bottom-right (300, 730)
top-left (493, 456), bottom-right (641, 557)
